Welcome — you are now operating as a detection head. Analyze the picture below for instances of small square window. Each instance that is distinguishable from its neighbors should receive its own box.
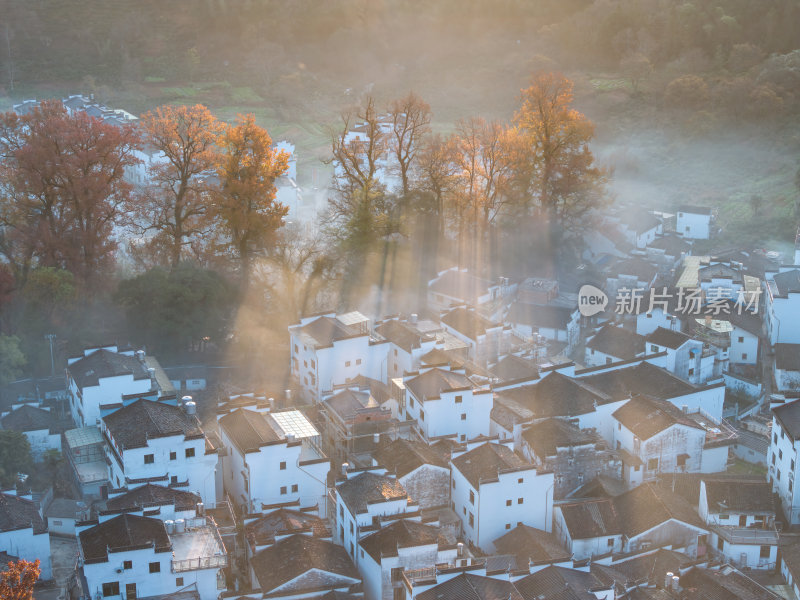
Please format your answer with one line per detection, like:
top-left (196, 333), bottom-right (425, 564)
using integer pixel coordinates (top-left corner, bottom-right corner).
top-left (280, 461), bottom-right (287, 470)
top-left (742, 353), bottom-right (748, 360)
top-left (518, 478), bottom-right (523, 484)
top-left (688, 368), bottom-right (694, 376)
top-left (123, 560), bottom-right (132, 570)
top-left (505, 523), bottom-right (511, 529)
top-left (738, 336), bottom-right (744, 343)
top-left (291, 484), bottom-right (298, 493)
top-left (469, 490), bottom-right (474, 504)
top-left (149, 562), bottom-right (160, 573)
top-left (280, 486), bottom-right (287, 495)
top-left (356, 359), bottom-right (362, 365)
top-left (102, 583), bottom-right (119, 597)
top-left (176, 578), bottom-right (184, 587)
top-left (517, 498), bottom-right (523, 504)
top-left (185, 448), bottom-right (195, 458)
top-left (469, 512), bottom-right (474, 527)
top-left (461, 413), bottom-right (466, 421)
top-left (169, 451), bottom-right (176, 461)
top-left (455, 395), bottom-right (463, 404)
top-left (345, 361), bottom-right (351, 367)
top-left (607, 538), bottom-right (614, 547)
top-left (760, 545), bottom-right (771, 559)
top-left (144, 454), bottom-right (154, 464)
top-left (506, 499), bottom-right (512, 506)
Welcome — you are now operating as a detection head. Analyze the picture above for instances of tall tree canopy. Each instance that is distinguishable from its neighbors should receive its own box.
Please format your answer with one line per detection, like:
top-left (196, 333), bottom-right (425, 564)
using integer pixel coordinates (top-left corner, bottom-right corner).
top-left (138, 104), bottom-right (224, 267)
top-left (0, 101), bottom-right (140, 285)
top-left (514, 72), bottom-right (608, 235)
top-left (214, 114), bottom-right (289, 288)
top-left (0, 431), bottom-right (33, 488)
top-left (0, 559), bottom-right (40, 600)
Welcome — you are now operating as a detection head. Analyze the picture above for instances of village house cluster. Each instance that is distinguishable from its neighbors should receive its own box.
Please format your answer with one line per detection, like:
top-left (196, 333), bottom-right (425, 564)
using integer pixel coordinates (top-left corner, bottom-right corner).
top-left (2, 110), bottom-right (800, 600)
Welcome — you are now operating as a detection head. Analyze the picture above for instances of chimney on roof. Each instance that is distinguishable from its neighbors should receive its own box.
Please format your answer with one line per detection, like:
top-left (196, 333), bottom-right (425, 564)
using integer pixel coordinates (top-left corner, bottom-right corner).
top-left (665, 572), bottom-right (673, 589)
top-left (373, 433), bottom-right (380, 445)
top-left (341, 462), bottom-right (349, 476)
top-left (671, 576), bottom-right (681, 593)
top-left (409, 313), bottom-right (418, 324)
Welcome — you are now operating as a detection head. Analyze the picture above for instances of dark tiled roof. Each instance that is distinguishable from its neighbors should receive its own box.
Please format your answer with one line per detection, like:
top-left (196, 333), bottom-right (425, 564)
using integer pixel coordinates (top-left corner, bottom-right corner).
top-left (299, 316), bottom-right (363, 347)
top-left (249, 534), bottom-right (359, 593)
top-left (372, 438), bottom-right (448, 478)
top-left (491, 355), bottom-right (540, 383)
top-left (592, 548), bottom-right (693, 591)
top-left (698, 263), bottom-right (742, 283)
top-left (578, 362), bottom-right (698, 401)
top-left (420, 348), bottom-right (467, 368)
top-left (677, 205), bottom-right (712, 215)
top-left (586, 325), bottom-right (645, 360)
top-left (646, 327), bottom-right (691, 350)
top-left (515, 565), bottom-right (606, 600)
top-left (405, 368), bottom-right (472, 401)
top-left (359, 519), bottom-right (445, 562)
top-left (612, 396), bottom-right (704, 440)
top-left (612, 483), bottom-right (705, 537)
top-left (245, 508), bottom-right (328, 546)
top-left (451, 443), bottom-right (530, 489)
top-left (323, 390), bottom-right (381, 419)
top-left (417, 573), bottom-right (524, 600)
top-left (725, 307), bottom-right (763, 337)
top-left (678, 566), bottom-right (781, 600)
top-left (653, 473), bottom-right (765, 507)
top-left (499, 372), bottom-right (607, 420)
top-left (522, 419), bottom-right (596, 459)
top-left (0, 405), bottom-right (58, 432)
top-left (648, 235), bottom-right (691, 255)
top-left (703, 479), bottom-right (774, 514)
top-left (218, 408), bottom-right (282, 453)
top-left (105, 484), bottom-right (200, 512)
top-left (772, 269), bottom-right (800, 297)
top-left (441, 307), bottom-right (498, 340)
top-left (68, 349), bottom-right (149, 390)
top-left (773, 399), bottom-right (800, 440)
top-left (492, 525), bottom-right (571, 565)
top-left (429, 270), bottom-right (494, 302)
top-left (337, 472), bottom-right (407, 514)
top-left (775, 343), bottom-right (800, 371)
top-left (609, 257), bottom-right (659, 282)
top-left (375, 320), bottom-right (430, 353)
top-left (621, 210), bottom-right (661, 235)
top-left (103, 399), bottom-right (204, 450)
top-left (507, 302), bottom-right (577, 331)
top-left (568, 475), bottom-right (627, 500)
top-left (558, 498), bottom-right (621, 539)
top-left (0, 493), bottom-right (46, 534)
top-left (79, 514), bottom-right (170, 562)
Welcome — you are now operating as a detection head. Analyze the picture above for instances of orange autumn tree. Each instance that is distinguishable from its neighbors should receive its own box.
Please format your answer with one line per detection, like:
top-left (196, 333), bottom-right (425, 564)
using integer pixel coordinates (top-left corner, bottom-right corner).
top-left (514, 72), bottom-right (607, 235)
top-left (214, 114), bottom-right (289, 289)
top-left (0, 559), bottom-right (40, 600)
top-left (139, 104), bottom-right (224, 267)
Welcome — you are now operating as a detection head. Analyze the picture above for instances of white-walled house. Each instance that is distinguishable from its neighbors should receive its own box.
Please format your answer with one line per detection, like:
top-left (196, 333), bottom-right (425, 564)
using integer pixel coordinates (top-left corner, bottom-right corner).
top-left (611, 395), bottom-right (733, 485)
top-left (440, 306), bottom-right (509, 365)
top-left (101, 398), bottom-right (218, 504)
top-left (769, 399), bottom-right (800, 524)
top-left (0, 491), bottom-right (52, 580)
top-left (332, 469), bottom-right (419, 565)
top-left (372, 438), bottom-right (450, 511)
top-left (506, 302), bottom-right (580, 350)
top-left (357, 519), bottom-right (457, 600)
top-left (403, 368), bottom-right (492, 443)
top-left (584, 324), bottom-right (645, 367)
top-left (427, 268), bottom-right (508, 313)
top-left (774, 344), bottom-right (800, 392)
top-left (218, 408), bottom-right (329, 515)
top-left (450, 441), bottom-right (554, 552)
top-left (698, 479), bottom-right (778, 570)
top-left (0, 405), bottom-right (62, 460)
top-left (676, 205), bottom-right (712, 239)
top-left (375, 318), bottom-right (438, 379)
top-left (249, 533), bottom-right (360, 598)
top-left (554, 483), bottom-right (708, 560)
top-left (764, 267), bottom-right (800, 345)
top-left (78, 513), bottom-right (226, 600)
top-left (645, 327), bottom-right (715, 385)
top-left (289, 313), bottom-right (389, 401)
top-left (101, 484), bottom-right (201, 522)
top-left (67, 346), bottom-right (171, 428)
